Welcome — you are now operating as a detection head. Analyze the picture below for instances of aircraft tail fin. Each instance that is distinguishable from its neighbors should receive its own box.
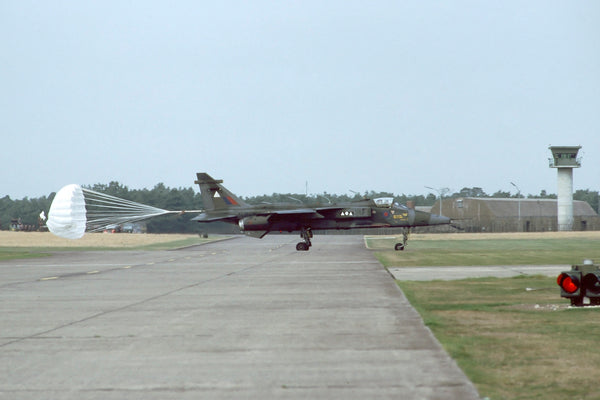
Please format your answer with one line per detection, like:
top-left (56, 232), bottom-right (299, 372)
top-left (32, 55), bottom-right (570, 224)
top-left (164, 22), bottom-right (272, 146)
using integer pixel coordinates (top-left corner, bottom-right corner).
top-left (195, 173), bottom-right (249, 211)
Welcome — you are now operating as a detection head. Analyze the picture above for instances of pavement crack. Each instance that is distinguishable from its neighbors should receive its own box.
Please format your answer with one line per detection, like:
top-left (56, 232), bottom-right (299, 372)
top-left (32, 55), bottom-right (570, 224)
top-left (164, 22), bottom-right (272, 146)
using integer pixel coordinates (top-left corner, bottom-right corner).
top-left (0, 256), bottom-right (283, 348)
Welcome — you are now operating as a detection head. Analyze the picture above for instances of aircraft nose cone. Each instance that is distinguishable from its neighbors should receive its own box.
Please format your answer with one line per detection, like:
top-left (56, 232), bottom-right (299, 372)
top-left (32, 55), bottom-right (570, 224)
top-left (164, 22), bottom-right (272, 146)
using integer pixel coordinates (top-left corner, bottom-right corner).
top-left (429, 214), bottom-right (451, 225)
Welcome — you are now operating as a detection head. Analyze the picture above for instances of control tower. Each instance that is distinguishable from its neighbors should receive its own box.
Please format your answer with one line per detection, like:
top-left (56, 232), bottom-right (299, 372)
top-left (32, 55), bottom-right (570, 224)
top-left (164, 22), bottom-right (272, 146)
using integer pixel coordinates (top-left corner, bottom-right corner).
top-left (548, 145), bottom-right (582, 231)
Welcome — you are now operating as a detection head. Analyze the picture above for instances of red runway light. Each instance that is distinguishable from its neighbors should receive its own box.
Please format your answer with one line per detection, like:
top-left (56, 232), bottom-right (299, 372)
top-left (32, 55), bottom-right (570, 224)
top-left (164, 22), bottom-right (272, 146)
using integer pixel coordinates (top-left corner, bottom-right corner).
top-left (557, 273), bottom-right (579, 294)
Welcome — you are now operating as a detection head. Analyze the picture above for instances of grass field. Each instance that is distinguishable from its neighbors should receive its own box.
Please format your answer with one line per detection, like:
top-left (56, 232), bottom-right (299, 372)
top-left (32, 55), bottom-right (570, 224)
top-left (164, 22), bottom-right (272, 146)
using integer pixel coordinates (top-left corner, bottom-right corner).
top-left (0, 231), bottom-right (222, 260)
top-left (371, 232), bottom-right (600, 400)
top-left (398, 277), bottom-right (600, 400)
top-left (367, 231), bottom-right (600, 267)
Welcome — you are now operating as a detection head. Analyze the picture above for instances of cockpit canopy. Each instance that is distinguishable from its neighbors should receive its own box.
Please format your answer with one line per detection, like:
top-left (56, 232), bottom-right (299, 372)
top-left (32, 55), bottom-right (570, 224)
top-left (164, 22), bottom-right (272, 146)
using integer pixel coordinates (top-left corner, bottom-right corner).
top-left (374, 197), bottom-right (394, 208)
top-left (374, 197), bottom-right (407, 210)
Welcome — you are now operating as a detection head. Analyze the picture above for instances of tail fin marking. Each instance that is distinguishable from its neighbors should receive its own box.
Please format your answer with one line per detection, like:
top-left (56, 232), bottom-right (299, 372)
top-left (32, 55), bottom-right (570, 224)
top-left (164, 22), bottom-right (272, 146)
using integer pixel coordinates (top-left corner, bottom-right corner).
top-left (195, 173), bottom-right (248, 211)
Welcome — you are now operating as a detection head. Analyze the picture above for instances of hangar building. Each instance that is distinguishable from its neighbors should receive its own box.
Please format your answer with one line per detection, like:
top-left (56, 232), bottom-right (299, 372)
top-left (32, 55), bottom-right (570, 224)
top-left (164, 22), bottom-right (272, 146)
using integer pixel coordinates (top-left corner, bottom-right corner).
top-left (433, 197), bottom-right (600, 232)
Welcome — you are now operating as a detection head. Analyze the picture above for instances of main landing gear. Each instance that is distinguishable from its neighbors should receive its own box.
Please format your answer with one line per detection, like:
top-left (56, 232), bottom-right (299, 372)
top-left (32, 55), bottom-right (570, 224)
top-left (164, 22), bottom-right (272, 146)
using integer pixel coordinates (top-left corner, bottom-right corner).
top-left (296, 227), bottom-right (313, 251)
top-left (394, 228), bottom-right (410, 251)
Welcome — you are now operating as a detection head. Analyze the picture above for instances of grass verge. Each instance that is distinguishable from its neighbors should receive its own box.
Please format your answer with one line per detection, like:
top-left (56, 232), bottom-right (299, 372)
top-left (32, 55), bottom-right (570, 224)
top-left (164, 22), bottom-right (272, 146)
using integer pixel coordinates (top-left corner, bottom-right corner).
top-left (397, 276), bottom-right (600, 400)
top-left (0, 249), bottom-right (51, 261)
top-left (0, 235), bottom-right (225, 260)
top-left (368, 233), bottom-right (600, 266)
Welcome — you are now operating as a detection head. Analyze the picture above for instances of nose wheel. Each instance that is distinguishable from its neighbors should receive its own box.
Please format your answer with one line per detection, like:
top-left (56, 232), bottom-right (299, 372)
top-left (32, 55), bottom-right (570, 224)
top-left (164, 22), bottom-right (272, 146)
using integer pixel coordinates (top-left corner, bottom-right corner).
top-left (296, 228), bottom-right (313, 251)
top-left (394, 228), bottom-right (410, 251)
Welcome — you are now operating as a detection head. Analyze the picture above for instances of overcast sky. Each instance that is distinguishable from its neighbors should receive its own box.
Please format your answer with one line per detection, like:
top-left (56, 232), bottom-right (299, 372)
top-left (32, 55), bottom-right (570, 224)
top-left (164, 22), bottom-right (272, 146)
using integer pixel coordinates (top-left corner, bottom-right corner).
top-left (2, 1), bottom-right (599, 200)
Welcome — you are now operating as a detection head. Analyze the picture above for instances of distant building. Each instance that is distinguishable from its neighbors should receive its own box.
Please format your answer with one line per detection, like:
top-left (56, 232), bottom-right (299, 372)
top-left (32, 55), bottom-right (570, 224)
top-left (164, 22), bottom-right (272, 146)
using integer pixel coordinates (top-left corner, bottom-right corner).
top-left (433, 198), bottom-right (600, 232)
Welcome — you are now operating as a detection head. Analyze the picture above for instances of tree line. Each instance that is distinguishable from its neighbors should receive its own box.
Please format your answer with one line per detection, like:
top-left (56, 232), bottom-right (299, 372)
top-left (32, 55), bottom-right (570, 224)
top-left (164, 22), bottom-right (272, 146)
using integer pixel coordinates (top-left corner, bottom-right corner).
top-left (1, 183), bottom-right (598, 233)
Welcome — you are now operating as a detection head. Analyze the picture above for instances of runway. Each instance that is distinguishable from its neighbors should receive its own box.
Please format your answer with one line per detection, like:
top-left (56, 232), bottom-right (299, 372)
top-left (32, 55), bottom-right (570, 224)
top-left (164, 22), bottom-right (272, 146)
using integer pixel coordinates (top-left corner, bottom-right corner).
top-left (0, 235), bottom-right (479, 399)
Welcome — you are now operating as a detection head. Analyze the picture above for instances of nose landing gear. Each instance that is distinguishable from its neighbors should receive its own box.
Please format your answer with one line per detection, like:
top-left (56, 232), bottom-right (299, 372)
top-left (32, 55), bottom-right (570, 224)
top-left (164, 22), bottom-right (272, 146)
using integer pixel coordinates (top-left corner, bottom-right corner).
top-left (394, 229), bottom-right (410, 251)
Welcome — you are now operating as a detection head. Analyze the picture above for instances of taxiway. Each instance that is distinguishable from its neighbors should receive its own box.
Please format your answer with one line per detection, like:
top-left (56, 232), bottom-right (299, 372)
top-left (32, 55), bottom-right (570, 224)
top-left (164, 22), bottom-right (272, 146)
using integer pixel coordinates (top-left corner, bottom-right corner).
top-left (0, 235), bottom-right (480, 399)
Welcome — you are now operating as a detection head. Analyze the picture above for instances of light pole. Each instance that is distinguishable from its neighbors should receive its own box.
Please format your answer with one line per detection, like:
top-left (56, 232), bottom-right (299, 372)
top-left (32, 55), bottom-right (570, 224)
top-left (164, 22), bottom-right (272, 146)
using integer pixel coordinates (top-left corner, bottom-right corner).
top-left (425, 186), bottom-right (450, 216)
top-left (510, 182), bottom-right (521, 232)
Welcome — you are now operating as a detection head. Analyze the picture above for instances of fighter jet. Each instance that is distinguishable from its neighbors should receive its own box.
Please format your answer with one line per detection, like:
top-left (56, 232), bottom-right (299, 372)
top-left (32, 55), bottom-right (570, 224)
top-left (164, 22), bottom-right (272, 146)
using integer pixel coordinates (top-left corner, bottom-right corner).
top-left (191, 173), bottom-right (451, 251)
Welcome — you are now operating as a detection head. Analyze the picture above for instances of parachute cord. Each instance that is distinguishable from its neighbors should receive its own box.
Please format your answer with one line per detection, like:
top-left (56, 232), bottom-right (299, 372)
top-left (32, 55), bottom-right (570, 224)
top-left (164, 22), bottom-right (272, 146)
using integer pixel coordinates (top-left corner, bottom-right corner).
top-left (81, 188), bottom-right (196, 232)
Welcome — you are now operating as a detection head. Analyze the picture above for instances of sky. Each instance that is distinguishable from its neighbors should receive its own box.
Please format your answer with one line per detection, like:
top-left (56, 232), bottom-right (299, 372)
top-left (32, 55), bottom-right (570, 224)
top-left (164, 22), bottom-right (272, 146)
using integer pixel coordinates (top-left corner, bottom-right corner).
top-left (2, 1), bottom-right (599, 200)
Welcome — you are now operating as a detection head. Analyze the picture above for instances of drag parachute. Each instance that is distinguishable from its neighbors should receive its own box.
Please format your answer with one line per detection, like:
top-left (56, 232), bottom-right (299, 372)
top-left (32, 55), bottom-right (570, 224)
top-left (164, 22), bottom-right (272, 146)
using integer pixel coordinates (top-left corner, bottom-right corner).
top-left (47, 184), bottom-right (185, 239)
top-left (47, 184), bottom-right (87, 239)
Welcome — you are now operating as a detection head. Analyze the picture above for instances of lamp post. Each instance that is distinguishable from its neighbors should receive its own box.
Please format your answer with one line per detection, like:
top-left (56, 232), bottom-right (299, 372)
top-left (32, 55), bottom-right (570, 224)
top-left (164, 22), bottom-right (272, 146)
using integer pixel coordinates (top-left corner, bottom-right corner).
top-left (425, 186), bottom-right (450, 216)
top-left (510, 182), bottom-right (521, 232)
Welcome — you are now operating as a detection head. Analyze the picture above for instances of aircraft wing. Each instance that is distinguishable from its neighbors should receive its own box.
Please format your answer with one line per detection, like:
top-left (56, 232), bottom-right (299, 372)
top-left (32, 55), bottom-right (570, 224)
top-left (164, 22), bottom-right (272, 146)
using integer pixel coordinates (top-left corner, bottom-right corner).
top-left (192, 207), bottom-right (346, 222)
top-left (191, 213), bottom-right (238, 222)
top-left (266, 206), bottom-right (350, 219)
top-left (267, 209), bottom-right (326, 219)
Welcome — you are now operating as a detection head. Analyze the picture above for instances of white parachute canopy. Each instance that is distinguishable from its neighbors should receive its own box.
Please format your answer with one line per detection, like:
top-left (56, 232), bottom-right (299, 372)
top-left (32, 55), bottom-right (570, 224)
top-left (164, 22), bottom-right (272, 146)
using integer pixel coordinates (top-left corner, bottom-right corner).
top-left (47, 184), bottom-right (87, 239)
top-left (47, 184), bottom-right (177, 239)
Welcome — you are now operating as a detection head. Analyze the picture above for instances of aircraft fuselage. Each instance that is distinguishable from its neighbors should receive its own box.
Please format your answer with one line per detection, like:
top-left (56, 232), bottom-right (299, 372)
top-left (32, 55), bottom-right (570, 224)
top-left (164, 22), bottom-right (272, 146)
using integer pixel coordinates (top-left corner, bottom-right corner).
top-left (191, 173), bottom-right (451, 251)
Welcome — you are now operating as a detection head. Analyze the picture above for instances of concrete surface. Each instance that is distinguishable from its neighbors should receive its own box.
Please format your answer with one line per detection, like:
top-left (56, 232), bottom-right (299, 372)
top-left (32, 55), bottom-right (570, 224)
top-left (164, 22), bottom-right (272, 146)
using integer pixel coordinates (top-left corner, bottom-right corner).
top-left (389, 265), bottom-right (568, 281)
top-left (0, 235), bottom-right (480, 399)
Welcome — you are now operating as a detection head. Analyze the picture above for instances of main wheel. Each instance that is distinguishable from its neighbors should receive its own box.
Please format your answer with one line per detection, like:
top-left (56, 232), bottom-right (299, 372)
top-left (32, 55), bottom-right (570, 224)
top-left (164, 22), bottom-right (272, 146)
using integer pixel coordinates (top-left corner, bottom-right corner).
top-left (296, 242), bottom-right (309, 251)
top-left (394, 243), bottom-right (405, 251)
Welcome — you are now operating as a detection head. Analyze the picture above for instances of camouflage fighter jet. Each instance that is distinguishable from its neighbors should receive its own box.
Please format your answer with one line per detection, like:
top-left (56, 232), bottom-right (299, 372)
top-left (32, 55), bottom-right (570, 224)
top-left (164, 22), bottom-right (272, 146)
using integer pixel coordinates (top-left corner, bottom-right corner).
top-left (191, 173), bottom-right (451, 251)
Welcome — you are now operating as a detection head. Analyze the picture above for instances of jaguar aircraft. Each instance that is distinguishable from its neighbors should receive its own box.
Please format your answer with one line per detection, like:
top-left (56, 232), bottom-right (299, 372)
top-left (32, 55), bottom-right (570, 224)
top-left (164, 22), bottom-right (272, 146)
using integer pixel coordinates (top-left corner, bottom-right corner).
top-left (191, 173), bottom-right (451, 251)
